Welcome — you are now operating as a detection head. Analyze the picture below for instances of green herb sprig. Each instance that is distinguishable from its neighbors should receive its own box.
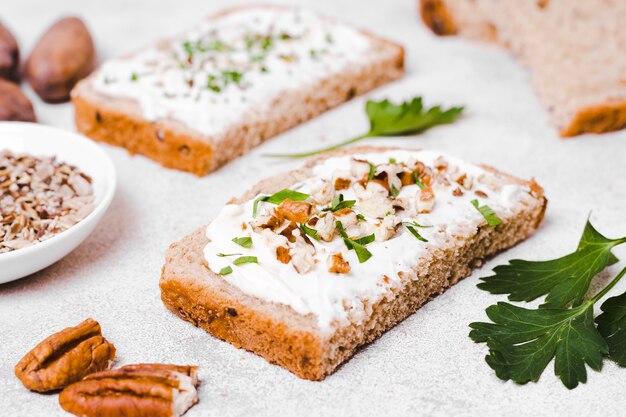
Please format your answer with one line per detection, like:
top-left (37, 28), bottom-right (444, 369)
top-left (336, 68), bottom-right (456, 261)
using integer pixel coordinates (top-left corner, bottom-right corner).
top-left (252, 189), bottom-right (309, 217)
top-left (335, 221), bottom-right (374, 263)
top-left (322, 194), bottom-right (355, 212)
top-left (265, 97), bottom-right (464, 158)
top-left (470, 218), bottom-right (626, 389)
top-left (471, 199), bottom-right (502, 227)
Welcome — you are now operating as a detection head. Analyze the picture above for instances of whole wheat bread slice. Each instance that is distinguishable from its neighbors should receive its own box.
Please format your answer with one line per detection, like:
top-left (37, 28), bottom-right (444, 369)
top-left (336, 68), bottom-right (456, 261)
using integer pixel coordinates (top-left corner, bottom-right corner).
top-left (72, 6), bottom-right (404, 176)
top-left (160, 146), bottom-right (547, 380)
top-left (420, 0), bottom-right (626, 137)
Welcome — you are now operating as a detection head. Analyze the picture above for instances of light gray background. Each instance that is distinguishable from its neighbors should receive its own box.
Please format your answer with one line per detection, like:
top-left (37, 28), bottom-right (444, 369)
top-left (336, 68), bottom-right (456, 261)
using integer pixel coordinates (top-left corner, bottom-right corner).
top-left (1, 1), bottom-right (625, 416)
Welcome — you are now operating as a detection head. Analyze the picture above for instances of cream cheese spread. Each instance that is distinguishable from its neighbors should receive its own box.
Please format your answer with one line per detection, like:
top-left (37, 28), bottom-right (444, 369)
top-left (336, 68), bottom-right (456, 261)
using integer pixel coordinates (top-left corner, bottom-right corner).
top-left (203, 150), bottom-right (536, 333)
top-left (92, 8), bottom-right (374, 136)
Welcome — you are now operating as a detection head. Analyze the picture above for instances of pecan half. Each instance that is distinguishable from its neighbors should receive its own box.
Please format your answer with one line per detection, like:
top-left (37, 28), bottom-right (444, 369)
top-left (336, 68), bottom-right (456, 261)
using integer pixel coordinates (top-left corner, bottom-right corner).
top-left (14, 318), bottom-right (115, 392)
top-left (59, 363), bottom-right (200, 417)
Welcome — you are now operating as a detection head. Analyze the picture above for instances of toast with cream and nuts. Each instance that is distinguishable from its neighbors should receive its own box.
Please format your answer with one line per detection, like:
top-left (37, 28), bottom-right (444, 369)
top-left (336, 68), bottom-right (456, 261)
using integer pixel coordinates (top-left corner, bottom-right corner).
top-left (160, 146), bottom-right (547, 380)
top-left (72, 6), bottom-right (404, 175)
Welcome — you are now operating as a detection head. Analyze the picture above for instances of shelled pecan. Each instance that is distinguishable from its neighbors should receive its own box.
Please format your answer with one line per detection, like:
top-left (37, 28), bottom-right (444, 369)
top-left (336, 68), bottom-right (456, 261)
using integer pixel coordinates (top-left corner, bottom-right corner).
top-left (14, 318), bottom-right (116, 392)
top-left (59, 363), bottom-right (200, 417)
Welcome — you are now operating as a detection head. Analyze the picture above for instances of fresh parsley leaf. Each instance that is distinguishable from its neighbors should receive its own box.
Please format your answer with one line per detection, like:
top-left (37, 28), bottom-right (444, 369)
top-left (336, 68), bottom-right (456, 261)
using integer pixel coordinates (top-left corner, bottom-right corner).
top-left (390, 184), bottom-right (400, 198)
top-left (130, 72), bottom-right (138, 81)
top-left (265, 97), bottom-right (464, 158)
top-left (471, 199), bottom-right (502, 227)
top-left (253, 189), bottom-right (309, 217)
top-left (469, 301), bottom-right (608, 389)
top-left (596, 268), bottom-right (626, 366)
top-left (389, 157), bottom-right (397, 163)
top-left (219, 266), bottom-right (233, 275)
top-left (477, 219), bottom-right (626, 307)
top-left (356, 214), bottom-right (367, 222)
top-left (367, 162), bottom-right (376, 181)
top-left (233, 256), bottom-right (258, 265)
top-left (232, 237), bottom-right (252, 248)
top-left (405, 225), bottom-right (428, 242)
top-left (217, 253), bottom-right (242, 257)
top-left (336, 221), bottom-right (373, 263)
top-left (413, 171), bottom-right (426, 189)
top-left (300, 223), bottom-right (320, 241)
top-left (322, 194), bottom-right (356, 212)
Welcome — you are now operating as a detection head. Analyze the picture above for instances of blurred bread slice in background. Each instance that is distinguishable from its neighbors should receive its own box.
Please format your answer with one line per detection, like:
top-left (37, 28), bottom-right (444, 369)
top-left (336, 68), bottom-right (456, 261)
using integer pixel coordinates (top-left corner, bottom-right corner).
top-left (420, 0), bottom-right (626, 137)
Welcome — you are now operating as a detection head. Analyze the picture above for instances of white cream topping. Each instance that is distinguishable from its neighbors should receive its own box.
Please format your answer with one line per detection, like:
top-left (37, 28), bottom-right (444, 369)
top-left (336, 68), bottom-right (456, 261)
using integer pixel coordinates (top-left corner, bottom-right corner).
top-left (204, 150), bottom-right (535, 332)
top-left (92, 8), bottom-right (374, 136)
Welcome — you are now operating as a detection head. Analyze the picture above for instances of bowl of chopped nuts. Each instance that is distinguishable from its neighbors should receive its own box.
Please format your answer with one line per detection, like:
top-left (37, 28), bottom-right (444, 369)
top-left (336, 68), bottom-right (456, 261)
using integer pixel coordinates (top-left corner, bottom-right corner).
top-left (0, 122), bottom-right (116, 283)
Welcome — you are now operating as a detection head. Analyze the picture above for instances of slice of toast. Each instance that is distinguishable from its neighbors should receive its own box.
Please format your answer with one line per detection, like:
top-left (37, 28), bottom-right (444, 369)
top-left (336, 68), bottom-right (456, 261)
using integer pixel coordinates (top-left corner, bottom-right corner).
top-left (160, 146), bottom-right (547, 380)
top-left (72, 6), bottom-right (404, 176)
top-left (420, 0), bottom-right (626, 137)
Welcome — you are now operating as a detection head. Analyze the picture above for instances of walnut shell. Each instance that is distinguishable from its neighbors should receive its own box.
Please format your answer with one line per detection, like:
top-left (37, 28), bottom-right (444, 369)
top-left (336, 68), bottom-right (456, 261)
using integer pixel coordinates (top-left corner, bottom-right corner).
top-left (59, 364), bottom-right (200, 417)
top-left (14, 318), bottom-right (115, 392)
top-left (25, 17), bottom-right (95, 103)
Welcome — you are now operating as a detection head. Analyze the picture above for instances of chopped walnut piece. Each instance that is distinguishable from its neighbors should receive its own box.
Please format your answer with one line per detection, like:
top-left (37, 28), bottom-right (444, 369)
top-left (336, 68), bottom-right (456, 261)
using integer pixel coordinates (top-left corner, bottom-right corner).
top-left (277, 199), bottom-right (312, 223)
top-left (350, 158), bottom-right (371, 179)
top-left (417, 186), bottom-right (435, 213)
top-left (291, 236), bottom-right (316, 274)
top-left (399, 170), bottom-right (414, 186)
top-left (372, 214), bottom-right (401, 242)
top-left (453, 187), bottom-right (464, 197)
top-left (327, 252), bottom-right (351, 274)
top-left (334, 177), bottom-right (351, 190)
top-left (375, 163), bottom-right (403, 192)
top-left (311, 213), bottom-right (335, 242)
top-left (475, 190), bottom-right (488, 198)
top-left (311, 179), bottom-right (334, 205)
top-left (276, 220), bottom-right (298, 243)
top-left (276, 246), bottom-right (291, 264)
top-left (354, 179), bottom-right (395, 218)
top-left (250, 208), bottom-right (284, 230)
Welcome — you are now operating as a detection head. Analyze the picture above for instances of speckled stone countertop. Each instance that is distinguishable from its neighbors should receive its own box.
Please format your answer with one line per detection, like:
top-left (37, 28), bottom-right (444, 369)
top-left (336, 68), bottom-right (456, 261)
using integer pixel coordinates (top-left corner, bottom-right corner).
top-left (1, 1), bottom-right (625, 416)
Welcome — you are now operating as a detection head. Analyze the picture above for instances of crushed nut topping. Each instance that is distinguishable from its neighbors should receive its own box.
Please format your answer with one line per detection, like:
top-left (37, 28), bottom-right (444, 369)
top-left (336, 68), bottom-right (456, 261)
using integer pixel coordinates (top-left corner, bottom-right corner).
top-left (0, 151), bottom-right (94, 254)
top-left (328, 252), bottom-right (350, 274)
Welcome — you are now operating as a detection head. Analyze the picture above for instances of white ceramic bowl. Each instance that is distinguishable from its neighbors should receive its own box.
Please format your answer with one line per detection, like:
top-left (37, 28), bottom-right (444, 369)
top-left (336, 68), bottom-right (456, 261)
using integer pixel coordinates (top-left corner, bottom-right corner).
top-left (0, 122), bottom-right (116, 283)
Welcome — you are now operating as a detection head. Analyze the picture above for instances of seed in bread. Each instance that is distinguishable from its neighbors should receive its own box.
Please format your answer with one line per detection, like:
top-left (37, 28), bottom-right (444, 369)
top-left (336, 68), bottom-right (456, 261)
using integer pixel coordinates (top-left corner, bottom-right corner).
top-left (72, 6), bottom-right (404, 175)
top-left (160, 146), bottom-right (547, 380)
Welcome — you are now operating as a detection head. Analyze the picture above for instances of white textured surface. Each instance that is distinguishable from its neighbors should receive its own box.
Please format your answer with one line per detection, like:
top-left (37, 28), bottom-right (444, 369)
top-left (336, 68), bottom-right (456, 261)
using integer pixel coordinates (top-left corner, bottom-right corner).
top-left (1, 1), bottom-right (625, 416)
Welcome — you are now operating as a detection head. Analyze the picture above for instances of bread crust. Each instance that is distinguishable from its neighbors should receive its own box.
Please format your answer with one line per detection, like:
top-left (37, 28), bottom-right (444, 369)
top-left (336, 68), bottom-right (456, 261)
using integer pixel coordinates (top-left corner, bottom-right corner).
top-left (72, 6), bottom-right (405, 176)
top-left (160, 146), bottom-right (547, 380)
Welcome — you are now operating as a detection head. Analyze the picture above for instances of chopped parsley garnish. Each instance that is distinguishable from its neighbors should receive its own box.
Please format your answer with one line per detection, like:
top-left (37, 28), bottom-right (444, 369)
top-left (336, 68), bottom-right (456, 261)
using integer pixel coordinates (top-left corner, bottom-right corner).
top-left (253, 189), bottom-right (310, 217)
top-left (300, 223), bottom-right (320, 241)
top-left (403, 221), bottom-right (429, 242)
top-left (367, 162), bottom-right (376, 181)
top-left (389, 158), bottom-right (397, 163)
top-left (413, 171), bottom-right (426, 189)
top-left (470, 199), bottom-right (502, 227)
top-left (130, 73), bottom-right (138, 81)
top-left (390, 184), bottom-right (400, 198)
top-left (322, 194), bottom-right (356, 212)
top-left (221, 70), bottom-right (243, 85)
top-left (217, 253), bottom-right (242, 257)
top-left (219, 266), bottom-right (233, 275)
top-left (356, 214), bottom-right (367, 222)
top-left (470, 217), bottom-right (626, 389)
top-left (335, 221), bottom-right (374, 263)
top-left (233, 256), bottom-right (258, 266)
top-left (231, 237), bottom-right (252, 248)
top-left (266, 97), bottom-right (464, 158)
